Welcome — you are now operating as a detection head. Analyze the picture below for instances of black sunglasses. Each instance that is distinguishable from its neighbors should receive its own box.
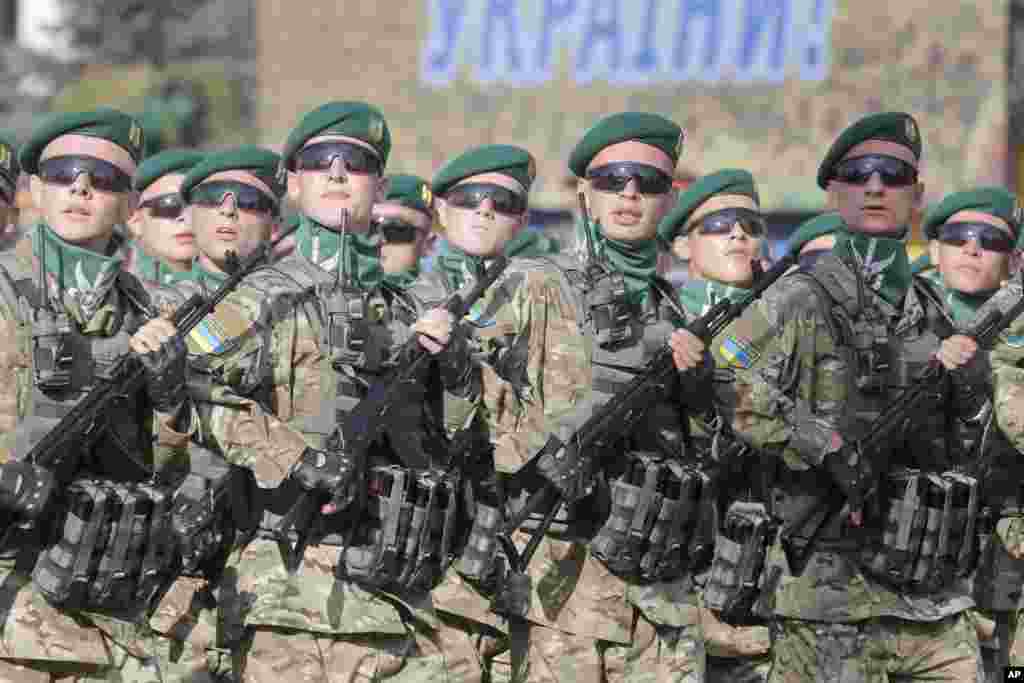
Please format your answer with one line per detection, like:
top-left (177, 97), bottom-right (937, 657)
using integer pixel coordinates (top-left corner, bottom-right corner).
top-left (294, 141), bottom-right (382, 175)
top-left (38, 155), bottom-right (133, 193)
top-left (832, 155), bottom-right (918, 188)
top-left (189, 180), bottom-right (279, 216)
top-left (138, 192), bottom-right (185, 220)
top-left (444, 182), bottom-right (527, 216)
top-left (692, 207), bottom-right (766, 237)
top-left (372, 216), bottom-right (419, 243)
top-left (586, 162), bottom-right (674, 195)
top-left (937, 221), bottom-right (1016, 254)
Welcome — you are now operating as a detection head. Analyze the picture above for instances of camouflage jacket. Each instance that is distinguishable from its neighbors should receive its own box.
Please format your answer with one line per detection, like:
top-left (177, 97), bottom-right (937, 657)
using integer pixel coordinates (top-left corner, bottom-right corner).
top-left (166, 245), bottom-right (479, 639)
top-left (446, 254), bottom-right (699, 642)
top-left (0, 231), bottom-right (190, 665)
top-left (715, 252), bottom-right (982, 622)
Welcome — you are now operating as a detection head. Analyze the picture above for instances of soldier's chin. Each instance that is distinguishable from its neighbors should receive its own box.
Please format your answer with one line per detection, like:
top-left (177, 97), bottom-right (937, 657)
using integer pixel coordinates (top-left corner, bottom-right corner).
top-left (46, 217), bottom-right (103, 246)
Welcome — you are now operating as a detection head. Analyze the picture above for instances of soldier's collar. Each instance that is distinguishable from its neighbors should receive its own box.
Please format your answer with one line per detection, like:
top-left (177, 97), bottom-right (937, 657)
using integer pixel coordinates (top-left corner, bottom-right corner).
top-left (678, 278), bottom-right (748, 317)
top-left (31, 222), bottom-right (125, 324)
top-left (295, 213), bottom-right (382, 288)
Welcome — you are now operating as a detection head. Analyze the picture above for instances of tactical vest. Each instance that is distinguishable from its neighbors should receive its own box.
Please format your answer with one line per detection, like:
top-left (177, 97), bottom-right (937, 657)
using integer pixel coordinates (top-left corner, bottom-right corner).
top-left (246, 254), bottom-right (459, 591)
top-left (777, 259), bottom-right (981, 593)
top-left (512, 256), bottom-right (704, 582)
top-left (0, 251), bottom-right (156, 483)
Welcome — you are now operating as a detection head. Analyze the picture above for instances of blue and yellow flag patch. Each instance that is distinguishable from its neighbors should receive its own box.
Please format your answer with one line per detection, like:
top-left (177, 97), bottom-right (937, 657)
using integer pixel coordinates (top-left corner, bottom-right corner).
top-left (1002, 331), bottom-right (1024, 349)
top-left (184, 302), bottom-right (253, 356)
top-left (718, 334), bottom-right (761, 369)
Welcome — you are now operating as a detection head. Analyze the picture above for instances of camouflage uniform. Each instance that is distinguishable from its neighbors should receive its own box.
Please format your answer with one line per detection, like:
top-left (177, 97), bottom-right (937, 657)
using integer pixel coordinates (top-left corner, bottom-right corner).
top-left (0, 228), bottom-right (204, 683)
top-left (167, 215), bottom-right (485, 682)
top-left (985, 273), bottom-right (1024, 678)
top-left (674, 280), bottom-right (772, 683)
top-left (458, 244), bottom-right (704, 682)
top-left (715, 239), bottom-right (984, 682)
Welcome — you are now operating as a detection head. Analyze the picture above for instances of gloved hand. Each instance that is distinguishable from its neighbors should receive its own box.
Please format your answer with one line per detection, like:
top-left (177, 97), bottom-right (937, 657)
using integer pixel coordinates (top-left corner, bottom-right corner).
top-left (822, 446), bottom-right (872, 524)
top-left (0, 461), bottom-right (55, 520)
top-left (130, 317), bottom-right (187, 412)
top-left (288, 447), bottom-right (359, 512)
top-left (170, 475), bottom-right (230, 575)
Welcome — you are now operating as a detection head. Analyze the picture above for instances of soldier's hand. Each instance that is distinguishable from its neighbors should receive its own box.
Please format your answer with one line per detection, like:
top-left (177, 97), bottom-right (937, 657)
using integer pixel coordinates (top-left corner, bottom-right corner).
top-left (997, 516), bottom-right (1024, 560)
top-left (413, 308), bottom-right (455, 355)
top-left (288, 447), bottom-right (358, 515)
top-left (130, 316), bottom-right (187, 412)
top-left (936, 334), bottom-right (978, 371)
top-left (0, 461), bottom-right (55, 520)
top-left (669, 329), bottom-right (706, 371)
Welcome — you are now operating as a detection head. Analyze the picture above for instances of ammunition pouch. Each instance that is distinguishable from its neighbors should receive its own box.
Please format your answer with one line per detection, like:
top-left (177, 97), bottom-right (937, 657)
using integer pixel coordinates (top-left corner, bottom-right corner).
top-left (703, 501), bottom-right (778, 623)
top-left (590, 452), bottom-right (712, 582)
top-left (340, 465), bottom-right (458, 593)
top-left (456, 502), bottom-right (503, 586)
top-left (32, 479), bottom-right (177, 614)
top-left (586, 268), bottom-right (635, 350)
top-left (31, 308), bottom-right (73, 392)
top-left (973, 507), bottom-right (1022, 611)
top-left (857, 468), bottom-right (979, 592)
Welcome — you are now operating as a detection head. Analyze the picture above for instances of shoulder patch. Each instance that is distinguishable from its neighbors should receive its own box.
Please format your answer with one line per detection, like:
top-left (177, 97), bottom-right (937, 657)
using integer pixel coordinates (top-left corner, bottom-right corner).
top-left (1002, 331), bottom-right (1024, 349)
top-left (712, 303), bottom-right (774, 370)
top-left (185, 301), bottom-right (253, 355)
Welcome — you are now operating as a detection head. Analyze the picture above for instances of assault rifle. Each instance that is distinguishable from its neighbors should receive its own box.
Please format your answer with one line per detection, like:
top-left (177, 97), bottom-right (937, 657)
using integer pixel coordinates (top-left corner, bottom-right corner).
top-left (274, 254), bottom-right (509, 572)
top-left (1, 221), bottom-right (300, 539)
top-left (22, 221), bottom-right (300, 483)
top-left (494, 251), bottom-right (798, 594)
top-left (781, 290), bottom-right (1024, 576)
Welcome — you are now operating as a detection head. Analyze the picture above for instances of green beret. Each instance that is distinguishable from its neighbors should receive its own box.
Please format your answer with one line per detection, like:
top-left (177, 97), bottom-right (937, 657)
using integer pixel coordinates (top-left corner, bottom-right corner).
top-left (922, 187), bottom-right (1023, 240)
top-left (786, 213), bottom-right (845, 255)
top-left (817, 112), bottom-right (921, 190)
top-left (133, 149), bottom-right (205, 193)
top-left (20, 108), bottom-right (146, 175)
top-left (568, 112), bottom-right (683, 178)
top-left (180, 145), bottom-right (285, 203)
top-left (385, 174), bottom-right (434, 215)
top-left (657, 169), bottom-right (759, 244)
top-left (282, 101), bottom-right (391, 172)
top-left (0, 132), bottom-right (20, 192)
top-left (432, 144), bottom-right (536, 197)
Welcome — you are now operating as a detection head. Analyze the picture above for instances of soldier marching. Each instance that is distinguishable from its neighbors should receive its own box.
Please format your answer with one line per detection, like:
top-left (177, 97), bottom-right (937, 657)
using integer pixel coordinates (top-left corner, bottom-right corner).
top-left (0, 95), bottom-right (1021, 683)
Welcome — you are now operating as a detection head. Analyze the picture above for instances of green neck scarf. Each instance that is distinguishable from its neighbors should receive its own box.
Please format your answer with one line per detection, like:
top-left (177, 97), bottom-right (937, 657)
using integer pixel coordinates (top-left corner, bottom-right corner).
top-left (504, 229), bottom-right (559, 259)
top-left (167, 259), bottom-right (228, 290)
top-left (133, 247), bottom-right (183, 286)
top-left (383, 263), bottom-right (419, 290)
top-left (32, 223), bottom-right (124, 327)
top-left (935, 278), bottom-right (995, 326)
top-left (295, 214), bottom-right (382, 289)
top-left (582, 218), bottom-right (658, 305)
top-left (678, 278), bottom-right (749, 317)
top-left (832, 230), bottom-right (912, 307)
top-left (437, 243), bottom-right (483, 292)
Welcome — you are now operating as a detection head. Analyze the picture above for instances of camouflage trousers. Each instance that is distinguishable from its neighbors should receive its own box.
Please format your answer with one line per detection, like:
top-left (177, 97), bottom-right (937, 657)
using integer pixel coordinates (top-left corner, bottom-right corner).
top-left (491, 610), bottom-right (703, 683)
top-left (236, 612), bottom-right (499, 683)
top-left (975, 608), bottom-right (1023, 683)
top-left (769, 613), bottom-right (982, 682)
top-left (0, 634), bottom-right (223, 683)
